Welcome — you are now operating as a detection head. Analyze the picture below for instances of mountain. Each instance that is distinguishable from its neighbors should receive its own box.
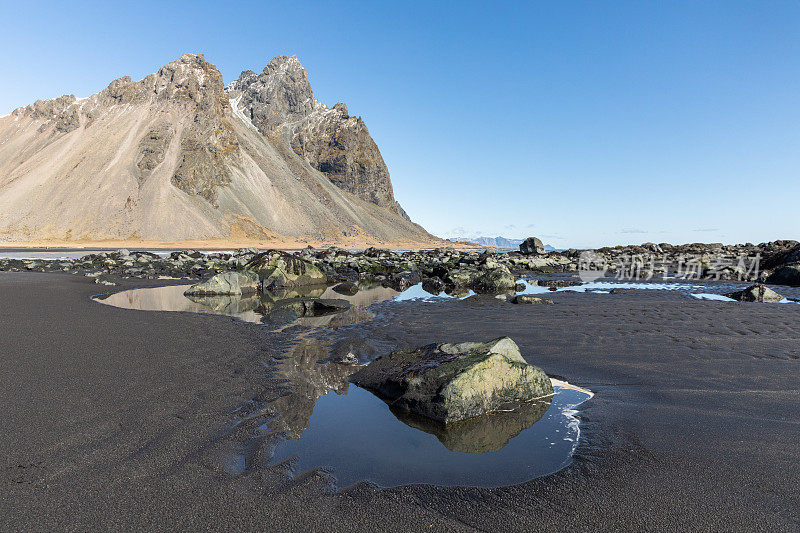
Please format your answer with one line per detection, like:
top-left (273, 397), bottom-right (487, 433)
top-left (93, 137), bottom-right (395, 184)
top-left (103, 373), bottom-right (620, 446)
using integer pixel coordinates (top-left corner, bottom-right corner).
top-left (448, 236), bottom-right (556, 251)
top-left (0, 53), bottom-right (434, 246)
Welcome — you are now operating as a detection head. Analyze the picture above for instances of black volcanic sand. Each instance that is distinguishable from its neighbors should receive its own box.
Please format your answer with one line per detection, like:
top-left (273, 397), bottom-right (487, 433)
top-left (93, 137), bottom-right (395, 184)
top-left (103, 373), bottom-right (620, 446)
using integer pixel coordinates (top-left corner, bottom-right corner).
top-left (2, 272), bottom-right (800, 531)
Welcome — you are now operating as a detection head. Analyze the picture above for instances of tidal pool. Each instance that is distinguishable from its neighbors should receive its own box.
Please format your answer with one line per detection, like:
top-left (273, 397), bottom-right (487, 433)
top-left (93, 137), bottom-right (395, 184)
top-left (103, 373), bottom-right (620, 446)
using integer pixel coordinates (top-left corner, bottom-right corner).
top-left (268, 381), bottom-right (592, 488)
top-left (93, 283), bottom-right (401, 325)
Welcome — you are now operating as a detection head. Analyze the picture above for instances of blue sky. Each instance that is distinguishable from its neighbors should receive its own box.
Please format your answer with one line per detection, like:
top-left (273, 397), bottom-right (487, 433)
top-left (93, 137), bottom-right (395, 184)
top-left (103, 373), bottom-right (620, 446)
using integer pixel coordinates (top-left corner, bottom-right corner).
top-left (2, 1), bottom-right (798, 247)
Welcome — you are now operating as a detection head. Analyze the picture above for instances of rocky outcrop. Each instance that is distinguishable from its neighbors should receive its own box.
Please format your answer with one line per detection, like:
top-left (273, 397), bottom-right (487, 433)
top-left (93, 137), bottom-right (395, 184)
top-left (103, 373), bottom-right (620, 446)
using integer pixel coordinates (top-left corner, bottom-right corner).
top-left (725, 284), bottom-right (784, 303)
top-left (226, 55), bottom-right (406, 217)
top-left (471, 266), bottom-right (516, 293)
top-left (351, 337), bottom-right (554, 424)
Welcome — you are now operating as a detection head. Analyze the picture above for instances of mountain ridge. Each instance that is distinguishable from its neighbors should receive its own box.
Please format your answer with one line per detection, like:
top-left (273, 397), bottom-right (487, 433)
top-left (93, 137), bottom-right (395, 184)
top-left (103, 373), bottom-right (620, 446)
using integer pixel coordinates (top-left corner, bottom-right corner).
top-left (0, 53), bottom-right (435, 247)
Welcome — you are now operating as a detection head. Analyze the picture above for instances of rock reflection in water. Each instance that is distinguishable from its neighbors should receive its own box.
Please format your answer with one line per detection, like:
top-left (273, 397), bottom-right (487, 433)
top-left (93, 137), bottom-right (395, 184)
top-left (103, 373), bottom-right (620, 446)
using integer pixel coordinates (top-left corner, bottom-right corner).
top-left (391, 398), bottom-right (552, 453)
top-left (94, 282), bottom-right (398, 326)
top-left (268, 382), bottom-right (590, 488)
top-left (184, 293), bottom-right (261, 315)
top-left (95, 284), bottom-right (264, 324)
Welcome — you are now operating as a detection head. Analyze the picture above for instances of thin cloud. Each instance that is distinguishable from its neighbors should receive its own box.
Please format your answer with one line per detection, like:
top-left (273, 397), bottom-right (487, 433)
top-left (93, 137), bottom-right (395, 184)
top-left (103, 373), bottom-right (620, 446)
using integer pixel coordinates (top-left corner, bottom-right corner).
top-left (620, 228), bottom-right (648, 234)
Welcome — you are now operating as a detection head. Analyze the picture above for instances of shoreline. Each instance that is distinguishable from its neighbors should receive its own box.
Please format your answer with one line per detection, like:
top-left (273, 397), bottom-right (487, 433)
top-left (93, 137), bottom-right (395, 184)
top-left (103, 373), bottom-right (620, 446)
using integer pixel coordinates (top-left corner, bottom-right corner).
top-left (0, 238), bottom-right (491, 251)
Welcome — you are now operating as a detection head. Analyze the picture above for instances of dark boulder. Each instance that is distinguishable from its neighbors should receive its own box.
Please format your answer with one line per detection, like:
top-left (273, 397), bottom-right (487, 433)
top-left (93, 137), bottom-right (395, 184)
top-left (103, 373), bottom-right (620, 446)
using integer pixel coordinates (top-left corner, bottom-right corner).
top-left (387, 270), bottom-right (422, 291)
top-left (421, 276), bottom-right (447, 295)
top-left (519, 237), bottom-right (545, 255)
top-left (765, 264), bottom-right (800, 287)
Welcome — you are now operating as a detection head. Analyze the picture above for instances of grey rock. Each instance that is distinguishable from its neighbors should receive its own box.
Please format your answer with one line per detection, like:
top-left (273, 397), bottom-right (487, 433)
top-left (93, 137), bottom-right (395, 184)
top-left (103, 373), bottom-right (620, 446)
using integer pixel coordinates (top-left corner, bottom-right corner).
top-left (332, 281), bottom-right (359, 295)
top-left (387, 270), bottom-right (422, 291)
top-left (273, 297), bottom-right (350, 316)
top-left (724, 284), bottom-right (784, 303)
top-left (421, 276), bottom-right (447, 295)
top-left (511, 295), bottom-right (554, 305)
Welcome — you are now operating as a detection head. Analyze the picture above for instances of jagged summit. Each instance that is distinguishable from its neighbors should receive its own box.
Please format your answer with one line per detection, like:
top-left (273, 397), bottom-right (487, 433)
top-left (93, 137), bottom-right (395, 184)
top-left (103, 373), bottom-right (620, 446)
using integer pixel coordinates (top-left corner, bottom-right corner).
top-left (0, 53), bottom-right (432, 245)
top-left (226, 55), bottom-right (407, 217)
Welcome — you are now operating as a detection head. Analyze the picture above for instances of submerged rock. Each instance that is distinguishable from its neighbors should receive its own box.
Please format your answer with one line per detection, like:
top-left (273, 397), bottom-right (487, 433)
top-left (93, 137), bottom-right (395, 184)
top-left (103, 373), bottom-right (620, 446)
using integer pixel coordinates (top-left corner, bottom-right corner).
top-left (272, 297), bottom-right (351, 316)
top-left (724, 284), bottom-right (784, 303)
top-left (351, 337), bottom-right (553, 424)
top-left (332, 281), bottom-right (359, 295)
top-left (184, 270), bottom-right (259, 296)
top-left (184, 293), bottom-right (260, 314)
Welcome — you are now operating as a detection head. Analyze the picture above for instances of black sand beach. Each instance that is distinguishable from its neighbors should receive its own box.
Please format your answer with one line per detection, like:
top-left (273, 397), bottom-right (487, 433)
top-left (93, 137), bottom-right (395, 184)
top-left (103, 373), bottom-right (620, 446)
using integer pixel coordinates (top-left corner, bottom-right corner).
top-left (2, 271), bottom-right (799, 531)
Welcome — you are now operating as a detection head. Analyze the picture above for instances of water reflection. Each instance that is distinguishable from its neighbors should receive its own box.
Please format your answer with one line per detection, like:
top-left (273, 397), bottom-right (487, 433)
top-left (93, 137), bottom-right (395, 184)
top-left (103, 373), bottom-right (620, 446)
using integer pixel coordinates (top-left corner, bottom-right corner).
top-left (392, 398), bottom-right (552, 453)
top-left (94, 283), bottom-right (400, 326)
top-left (269, 381), bottom-right (591, 488)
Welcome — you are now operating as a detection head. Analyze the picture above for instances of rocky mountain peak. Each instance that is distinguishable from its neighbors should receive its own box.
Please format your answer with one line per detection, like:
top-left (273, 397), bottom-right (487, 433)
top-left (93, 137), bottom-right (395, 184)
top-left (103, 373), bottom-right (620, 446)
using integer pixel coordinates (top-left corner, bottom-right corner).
top-left (227, 54), bottom-right (315, 131)
top-left (227, 55), bottom-right (408, 218)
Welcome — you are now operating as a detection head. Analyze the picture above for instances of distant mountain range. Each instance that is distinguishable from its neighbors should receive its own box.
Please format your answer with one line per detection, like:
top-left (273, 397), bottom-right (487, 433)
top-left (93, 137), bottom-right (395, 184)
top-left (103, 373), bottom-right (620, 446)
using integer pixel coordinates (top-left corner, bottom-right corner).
top-left (448, 236), bottom-right (555, 251)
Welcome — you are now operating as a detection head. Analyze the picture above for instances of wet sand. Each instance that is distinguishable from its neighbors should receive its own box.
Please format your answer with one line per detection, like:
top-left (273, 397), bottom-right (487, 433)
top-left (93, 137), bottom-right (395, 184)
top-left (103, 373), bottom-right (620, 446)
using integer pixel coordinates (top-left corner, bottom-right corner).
top-left (2, 272), bottom-right (799, 531)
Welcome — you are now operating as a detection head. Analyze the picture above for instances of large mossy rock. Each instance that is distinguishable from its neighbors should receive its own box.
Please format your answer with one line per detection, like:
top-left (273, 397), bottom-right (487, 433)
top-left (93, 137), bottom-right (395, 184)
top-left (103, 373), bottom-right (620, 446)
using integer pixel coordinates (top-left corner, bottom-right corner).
top-left (351, 337), bottom-right (553, 424)
top-left (471, 267), bottom-right (516, 293)
top-left (725, 284), bottom-right (784, 302)
top-left (184, 270), bottom-right (259, 296)
top-left (245, 251), bottom-right (327, 290)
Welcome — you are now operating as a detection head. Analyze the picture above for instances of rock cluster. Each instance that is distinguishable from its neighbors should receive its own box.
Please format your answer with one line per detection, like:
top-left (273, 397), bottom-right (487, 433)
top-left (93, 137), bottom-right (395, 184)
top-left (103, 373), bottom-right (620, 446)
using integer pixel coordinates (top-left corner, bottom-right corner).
top-left (6, 240), bottom-right (800, 298)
